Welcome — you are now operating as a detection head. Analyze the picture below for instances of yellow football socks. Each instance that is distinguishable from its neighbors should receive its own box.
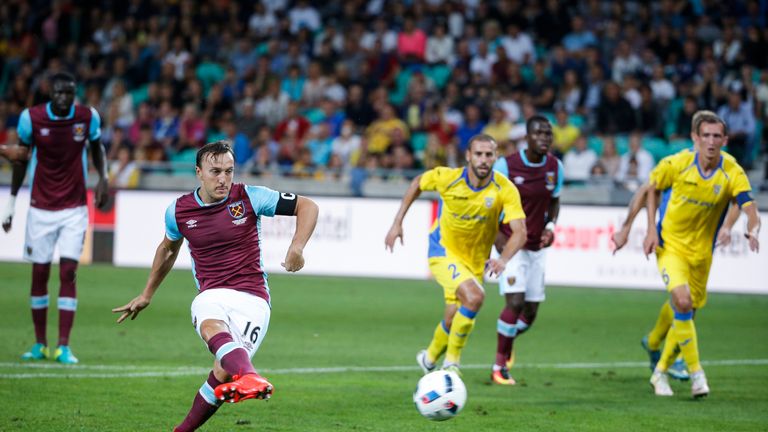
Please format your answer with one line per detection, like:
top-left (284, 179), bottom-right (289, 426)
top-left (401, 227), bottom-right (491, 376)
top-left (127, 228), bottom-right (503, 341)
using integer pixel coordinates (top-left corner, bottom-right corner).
top-left (647, 301), bottom-right (674, 351)
top-left (426, 320), bottom-right (450, 364)
top-left (444, 306), bottom-right (477, 365)
top-left (659, 309), bottom-right (701, 373)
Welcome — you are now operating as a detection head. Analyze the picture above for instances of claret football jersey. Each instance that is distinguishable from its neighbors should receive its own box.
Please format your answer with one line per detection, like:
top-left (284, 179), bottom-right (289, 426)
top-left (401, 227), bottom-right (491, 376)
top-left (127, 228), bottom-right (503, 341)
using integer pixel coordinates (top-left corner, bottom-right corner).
top-left (17, 103), bottom-right (101, 210)
top-left (165, 183), bottom-right (281, 303)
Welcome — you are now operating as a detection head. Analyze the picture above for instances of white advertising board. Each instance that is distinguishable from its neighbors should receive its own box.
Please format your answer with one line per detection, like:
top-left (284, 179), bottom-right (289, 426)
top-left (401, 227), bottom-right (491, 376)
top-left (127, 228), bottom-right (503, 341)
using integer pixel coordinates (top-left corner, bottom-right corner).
top-left (543, 206), bottom-right (767, 294)
top-left (4, 186), bottom-right (765, 295)
top-left (113, 191), bottom-right (432, 280)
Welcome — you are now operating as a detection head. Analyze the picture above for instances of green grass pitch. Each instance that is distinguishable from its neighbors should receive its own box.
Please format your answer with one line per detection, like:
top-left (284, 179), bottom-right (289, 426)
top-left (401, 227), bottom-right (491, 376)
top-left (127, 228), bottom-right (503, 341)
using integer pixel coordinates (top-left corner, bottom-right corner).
top-left (1, 262), bottom-right (767, 431)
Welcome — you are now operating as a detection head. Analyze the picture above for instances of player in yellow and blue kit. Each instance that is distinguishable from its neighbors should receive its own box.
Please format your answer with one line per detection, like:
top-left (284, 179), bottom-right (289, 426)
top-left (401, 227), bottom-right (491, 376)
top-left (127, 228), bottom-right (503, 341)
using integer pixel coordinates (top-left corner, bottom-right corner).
top-left (644, 112), bottom-right (761, 398)
top-left (385, 134), bottom-right (527, 373)
top-left (612, 111), bottom-right (744, 382)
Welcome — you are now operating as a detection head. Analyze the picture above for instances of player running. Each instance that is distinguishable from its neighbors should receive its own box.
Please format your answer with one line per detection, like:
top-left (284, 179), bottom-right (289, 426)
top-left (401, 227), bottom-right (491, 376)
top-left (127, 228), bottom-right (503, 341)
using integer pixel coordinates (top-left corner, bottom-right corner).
top-left (644, 112), bottom-right (760, 398)
top-left (490, 115), bottom-right (563, 385)
top-left (385, 134), bottom-right (527, 374)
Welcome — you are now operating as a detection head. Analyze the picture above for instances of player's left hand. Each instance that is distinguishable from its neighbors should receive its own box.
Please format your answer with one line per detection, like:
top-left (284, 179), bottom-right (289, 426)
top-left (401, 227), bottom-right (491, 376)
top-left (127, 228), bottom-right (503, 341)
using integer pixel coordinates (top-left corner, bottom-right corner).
top-left (1, 196), bottom-right (16, 233)
top-left (112, 294), bottom-right (151, 323)
top-left (485, 257), bottom-right (507, 277)
top-left (643, 231), bottom-right (659, 259)
top-left (745, 231), bottom-right (760, 253)
top-left (281, 245), bottom-right (305, 272)
top-left (95, 177), bottom-right (109, 210)
top-left (716, 226), bottom-right (732, 248)
top-left (540, 229), bottom-right (555, 248)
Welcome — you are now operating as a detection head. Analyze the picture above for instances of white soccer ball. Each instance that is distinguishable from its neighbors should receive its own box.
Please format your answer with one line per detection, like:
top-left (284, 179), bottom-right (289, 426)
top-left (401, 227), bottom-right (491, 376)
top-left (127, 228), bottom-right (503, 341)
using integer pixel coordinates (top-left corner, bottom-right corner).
top-left (413, 370), bottom-right (467, 421)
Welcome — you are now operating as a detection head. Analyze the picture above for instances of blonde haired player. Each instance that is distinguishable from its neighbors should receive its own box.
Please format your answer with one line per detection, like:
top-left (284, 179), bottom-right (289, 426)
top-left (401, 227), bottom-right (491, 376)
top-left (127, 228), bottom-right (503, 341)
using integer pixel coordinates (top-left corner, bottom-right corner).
top-left (612, 111), bottom-right (744, 382)
top-left (385, 134), bottom-right (527, 373)
top-left (644, 112), bottom-right (760, 397)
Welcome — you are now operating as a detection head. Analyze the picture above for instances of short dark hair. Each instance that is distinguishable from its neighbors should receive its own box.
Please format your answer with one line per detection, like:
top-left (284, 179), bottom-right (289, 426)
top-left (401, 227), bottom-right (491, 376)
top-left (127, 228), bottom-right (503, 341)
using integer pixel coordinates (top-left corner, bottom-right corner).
top-left (196, 140), bottom-right (235, 168)
top-left (50, 71), bottom-right (76, 86)
top-left (526, 114), bottom-right (551, 133)
top-left (467, 133), bottom-right (497, 151)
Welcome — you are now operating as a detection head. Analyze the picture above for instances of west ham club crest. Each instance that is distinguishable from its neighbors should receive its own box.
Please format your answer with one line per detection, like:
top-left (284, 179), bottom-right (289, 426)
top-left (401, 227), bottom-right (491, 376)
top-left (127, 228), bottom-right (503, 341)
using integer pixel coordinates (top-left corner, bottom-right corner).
top-left (228, 201), bottom-right (246, 219)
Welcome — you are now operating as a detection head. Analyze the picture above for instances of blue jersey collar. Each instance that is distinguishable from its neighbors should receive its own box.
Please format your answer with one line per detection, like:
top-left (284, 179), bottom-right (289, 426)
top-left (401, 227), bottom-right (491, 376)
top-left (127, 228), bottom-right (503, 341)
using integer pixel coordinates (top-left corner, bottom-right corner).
top-left (521, 150), bottom-right (547, 167)
top-left (46, 102), bottom-right (75, 120)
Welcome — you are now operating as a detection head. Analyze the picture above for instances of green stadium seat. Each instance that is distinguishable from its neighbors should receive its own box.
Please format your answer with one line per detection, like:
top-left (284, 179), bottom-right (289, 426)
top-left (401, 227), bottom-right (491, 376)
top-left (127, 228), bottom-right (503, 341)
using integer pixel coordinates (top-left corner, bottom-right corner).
top-left (388, 68), bottom-right (412, 107)
top-left (587, 136), bottom-right (603, 155)
top-left (129, 85), bottom-right (149, 106)
top-left (425, 65), bottom-right (451, 90)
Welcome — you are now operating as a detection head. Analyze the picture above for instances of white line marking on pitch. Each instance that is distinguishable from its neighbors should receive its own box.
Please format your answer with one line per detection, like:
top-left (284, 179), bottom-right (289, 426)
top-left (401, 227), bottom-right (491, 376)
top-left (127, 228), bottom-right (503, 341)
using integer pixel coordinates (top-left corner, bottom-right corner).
top-left (0, 359), bottom-right (766, 379)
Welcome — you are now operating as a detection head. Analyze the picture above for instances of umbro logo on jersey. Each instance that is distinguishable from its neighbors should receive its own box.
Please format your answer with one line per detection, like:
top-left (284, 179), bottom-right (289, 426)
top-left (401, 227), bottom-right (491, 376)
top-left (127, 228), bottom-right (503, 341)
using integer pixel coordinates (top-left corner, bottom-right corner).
top-left (186, 219), bottom-right (198, 228)
top-left (513, 176), bottom-right (525, 184)
top-left (40, 128), bottom-right (50, 136)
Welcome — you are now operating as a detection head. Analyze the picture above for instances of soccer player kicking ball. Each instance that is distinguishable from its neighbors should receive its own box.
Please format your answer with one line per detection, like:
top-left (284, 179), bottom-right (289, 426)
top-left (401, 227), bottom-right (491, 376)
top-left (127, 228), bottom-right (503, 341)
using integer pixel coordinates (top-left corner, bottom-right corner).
top-left (113, 141), bottom-right (318, 431)
top-left (1, 72), bottom-right (109, 364)
top-left (385, 134), bottom-right (527, 375)
top-left (643, 113), bottom-right (760, 398)
top-left (490, 115), bottom-right (563, 385)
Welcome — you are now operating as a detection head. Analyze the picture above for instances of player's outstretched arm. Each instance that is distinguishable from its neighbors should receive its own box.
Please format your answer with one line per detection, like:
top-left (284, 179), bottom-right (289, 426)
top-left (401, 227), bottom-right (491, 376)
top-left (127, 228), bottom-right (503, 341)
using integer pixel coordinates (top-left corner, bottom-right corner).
top-left (612, 182), bottom-right (650, 254)
top-left (385, 175), bottom-right (423, 252)
top-left (2, 156), bottom-right (30, 233)
top-left (112, 236), bottom-right (183, 323)
top-left (90, 139), bottom-right (109, 210)
top-left (716, 202), bottom-right (741, 248)
top-left (643, 182), bottom-right (660, 258)
top-left (282, 195), bottom-right (319, 272)
top-left (743, 204), bottom-right (761, 253)
top-left (488, 218), bottom-right (527, 277)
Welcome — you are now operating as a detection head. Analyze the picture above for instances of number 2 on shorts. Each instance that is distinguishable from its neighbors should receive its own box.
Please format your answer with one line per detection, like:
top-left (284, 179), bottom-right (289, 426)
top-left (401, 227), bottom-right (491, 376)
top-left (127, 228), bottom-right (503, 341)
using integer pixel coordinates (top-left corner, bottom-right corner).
top-left (448, 263), bottom-right (460, 280)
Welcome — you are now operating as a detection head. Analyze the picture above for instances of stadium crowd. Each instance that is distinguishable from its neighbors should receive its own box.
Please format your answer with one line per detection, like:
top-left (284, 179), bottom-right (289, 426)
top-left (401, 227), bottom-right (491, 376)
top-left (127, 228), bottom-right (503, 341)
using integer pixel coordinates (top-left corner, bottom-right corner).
top-left (0, 0), bottom-right (767, 192)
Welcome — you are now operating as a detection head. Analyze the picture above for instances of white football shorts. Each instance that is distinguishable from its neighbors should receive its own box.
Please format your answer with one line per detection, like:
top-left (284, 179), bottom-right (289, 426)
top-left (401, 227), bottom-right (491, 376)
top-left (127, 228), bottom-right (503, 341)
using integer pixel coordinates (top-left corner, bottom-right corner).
top-left (191, 288), bottom-right (271, 359)
top-left (498, 248), bottom-right (547, 302)
top-left (24, 205), bottom-right (88, 263)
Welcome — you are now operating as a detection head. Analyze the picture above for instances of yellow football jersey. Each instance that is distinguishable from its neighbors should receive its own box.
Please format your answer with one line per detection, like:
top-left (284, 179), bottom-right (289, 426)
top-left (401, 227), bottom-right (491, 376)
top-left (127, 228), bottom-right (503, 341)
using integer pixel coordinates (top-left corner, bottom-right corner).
top-left (421, 167), bottom-right (526, 275)
top-left (650, 151), bottom-right (754, 260)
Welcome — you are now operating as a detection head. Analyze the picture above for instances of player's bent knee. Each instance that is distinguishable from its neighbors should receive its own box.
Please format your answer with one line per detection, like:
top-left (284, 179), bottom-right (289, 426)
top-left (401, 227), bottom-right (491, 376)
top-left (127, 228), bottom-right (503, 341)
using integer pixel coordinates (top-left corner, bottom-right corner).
top-left (200, 319), bottom-right (230, 342)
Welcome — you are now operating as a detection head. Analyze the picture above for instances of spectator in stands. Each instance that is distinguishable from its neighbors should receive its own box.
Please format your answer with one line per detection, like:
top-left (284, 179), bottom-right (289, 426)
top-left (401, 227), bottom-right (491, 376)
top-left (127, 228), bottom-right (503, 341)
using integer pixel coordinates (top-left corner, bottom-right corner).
top-left (552, 107), bottom-right (581, 158)
top-left (597, 136), bottom-right (621, 179)
top-left (177, 103), bottom-right (207, 151)
top-left (306, 123), bottom-right (334, 168)
top-left (556, 69), bottom-right (584, 114)
top-left (563, 135), bottom-right (598, 183)
top-left (274, 101), bottom-right (311, 145)
top-left (397, 16), bottom-right (427, 65)
top-left (636, 84), bottom-right (662, 137)
top-left (289, 0), bottom-right (321, 34)
top-left (426, 22), bottom-right (454, 65)
top-left (255, 79), bottom-right (289, 128)
top-left (108, 145), bottom-right (140, 189)
top-left (365, 103), bottom-right (410, 156)
top-left (616, 133), bottom-right (654, 185)
top-left (482, 104), bottom-right (513, 151)
top-left (153, 101), bottom-right (180, 152)
top-left (331, 119), bottom-right (362, 171)
top-left (501, 22), bottom-right (535, 65)
top-left (596, 82), bottom-right (636, 135)
top-left (717, 90), bottom-right (756, 168)
top-left (361, 17), bottom-right (398, 54)
top-left (562, 16), bottom-right (597, 54)
top-left (455, 104), bottom-right (486, 154)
